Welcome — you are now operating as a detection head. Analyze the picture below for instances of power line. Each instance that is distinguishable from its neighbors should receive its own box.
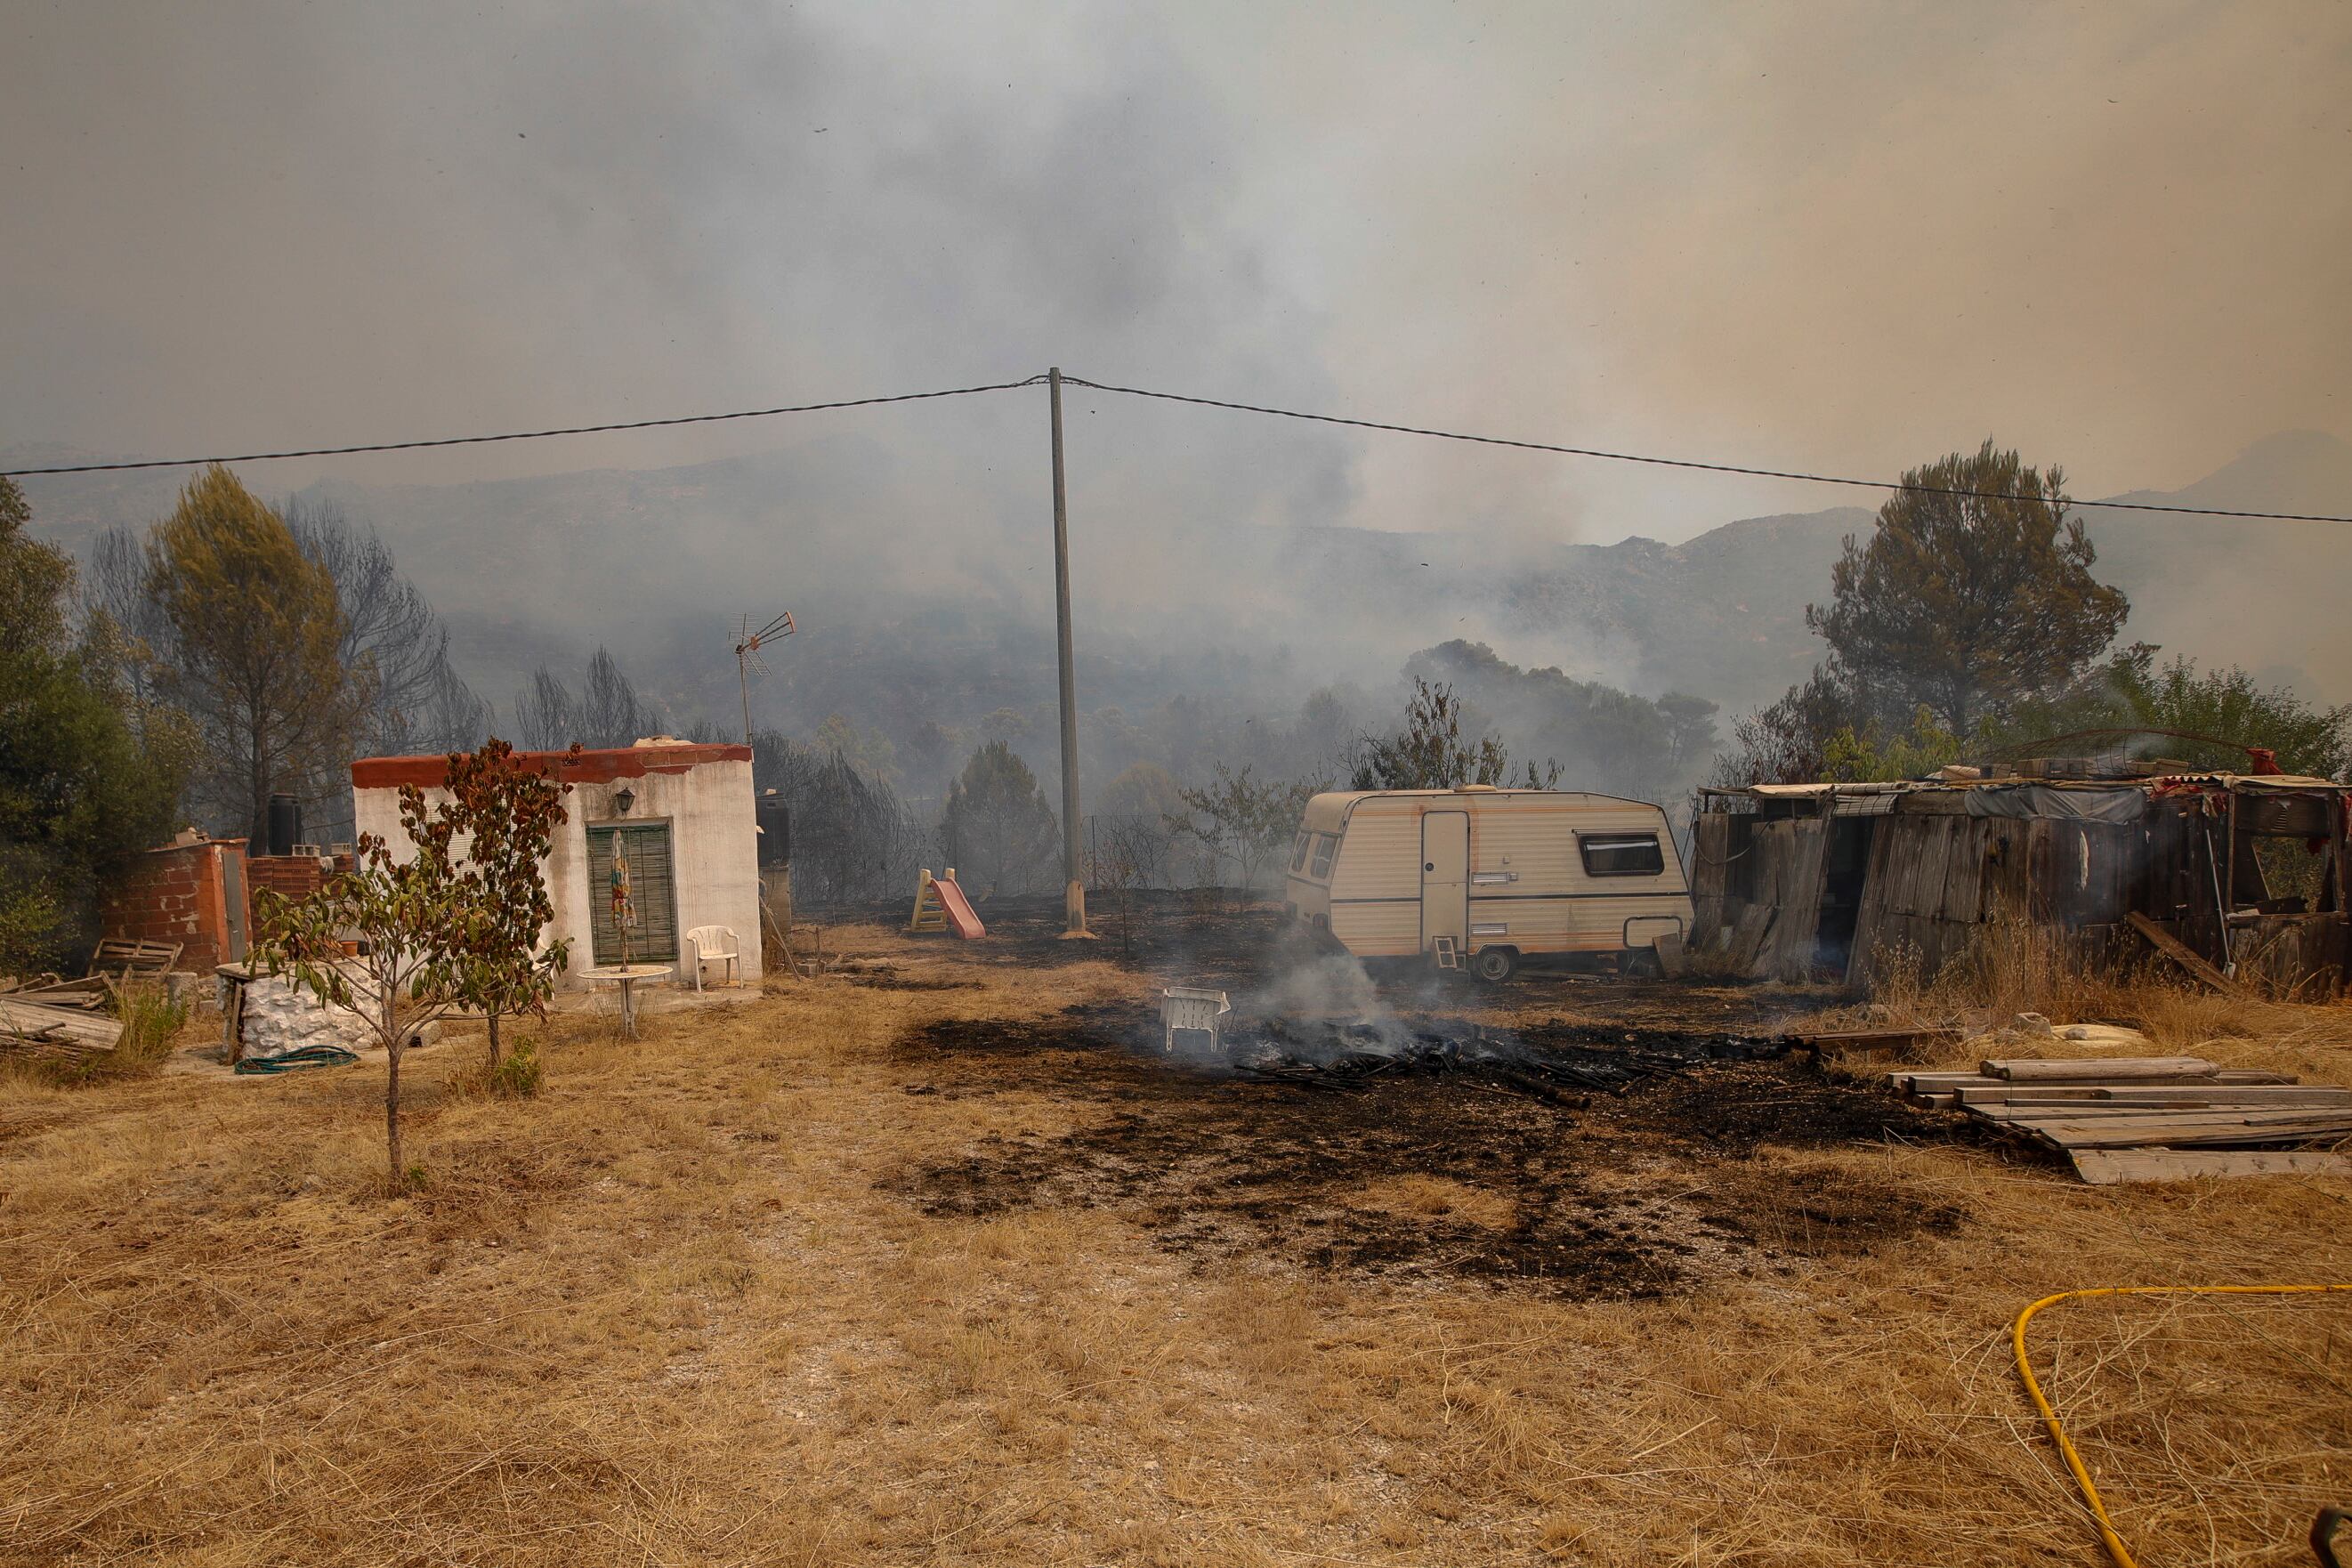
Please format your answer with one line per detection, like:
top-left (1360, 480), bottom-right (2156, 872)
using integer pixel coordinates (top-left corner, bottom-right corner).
top-left (1058, 376), bottom-right (2352, 523)
top-left (0, 376), bottom-right (1048, 477)
top-left (5, 366), bottom-right (2347, 523)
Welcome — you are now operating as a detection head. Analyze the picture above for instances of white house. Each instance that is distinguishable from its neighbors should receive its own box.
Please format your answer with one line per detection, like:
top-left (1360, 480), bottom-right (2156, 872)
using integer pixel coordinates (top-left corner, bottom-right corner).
top-left (350, 740), bottom-right (762, 988)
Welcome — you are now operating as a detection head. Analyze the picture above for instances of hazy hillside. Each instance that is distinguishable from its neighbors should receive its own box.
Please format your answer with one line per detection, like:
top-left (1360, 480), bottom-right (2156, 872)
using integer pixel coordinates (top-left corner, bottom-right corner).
top-left (11, 428), bottom-right (2348, 759)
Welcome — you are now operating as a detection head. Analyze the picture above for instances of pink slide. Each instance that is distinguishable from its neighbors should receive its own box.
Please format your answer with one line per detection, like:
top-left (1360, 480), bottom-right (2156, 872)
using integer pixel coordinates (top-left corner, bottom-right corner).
top-left (932, 874), bottom-right (986, 939)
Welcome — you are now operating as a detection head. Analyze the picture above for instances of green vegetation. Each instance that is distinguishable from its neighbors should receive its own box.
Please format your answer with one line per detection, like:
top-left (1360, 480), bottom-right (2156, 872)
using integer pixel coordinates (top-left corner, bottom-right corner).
top-left (144, 465), bottom-right (367, 844)
top-left (440, 740), bottom-right (579, 1068)
top-left (1819, 707), bottom-right (1963, 783)
top-left (1723, 440), bottom-right (2146, 786)
top-left (0, 476), bottom-right (187, 973)
top-left (941, 740), bottom-right (1061, 895)
top-left (1350, 677), bottom-right (1532, 790)
top-left (2000, 644), bottom-right (2351, 780)
top-left (110, 982), bottom-right (192, 1073)
top-left (1807, 440), bottom-right (2128, 737)
top-left (1176, 763), bottom-right (1321, 889)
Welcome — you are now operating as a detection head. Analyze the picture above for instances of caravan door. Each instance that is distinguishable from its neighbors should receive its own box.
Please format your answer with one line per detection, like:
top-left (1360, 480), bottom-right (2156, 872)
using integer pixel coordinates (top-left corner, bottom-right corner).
top-left (1420, 811), bottom-right (1469, 954)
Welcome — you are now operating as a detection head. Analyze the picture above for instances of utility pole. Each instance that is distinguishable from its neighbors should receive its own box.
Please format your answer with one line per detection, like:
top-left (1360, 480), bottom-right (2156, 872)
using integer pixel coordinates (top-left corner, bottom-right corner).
top-left (1049, 367), bottom-right (1091, 937)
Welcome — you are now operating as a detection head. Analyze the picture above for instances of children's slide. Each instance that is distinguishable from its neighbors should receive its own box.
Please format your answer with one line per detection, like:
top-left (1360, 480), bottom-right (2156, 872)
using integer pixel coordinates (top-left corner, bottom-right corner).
top-left (932, 874), bottom-right (986, 939)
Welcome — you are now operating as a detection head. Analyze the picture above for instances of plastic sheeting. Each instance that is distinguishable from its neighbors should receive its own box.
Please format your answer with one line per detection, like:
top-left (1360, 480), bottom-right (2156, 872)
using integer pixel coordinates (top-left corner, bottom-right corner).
top-left (1961, 785), bottom-right (2145, 823)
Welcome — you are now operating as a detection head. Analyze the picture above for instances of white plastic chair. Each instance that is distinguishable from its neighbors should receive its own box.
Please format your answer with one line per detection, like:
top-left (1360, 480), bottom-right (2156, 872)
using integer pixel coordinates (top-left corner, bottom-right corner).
top-left (684, 925), bottom-right (741, 991)
top-left (1159, 986), bottom-right (1231, 1053)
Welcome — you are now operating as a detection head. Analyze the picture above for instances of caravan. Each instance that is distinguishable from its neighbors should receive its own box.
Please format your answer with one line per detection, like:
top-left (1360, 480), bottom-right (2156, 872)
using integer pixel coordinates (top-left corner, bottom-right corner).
top-left (1282, 787), bottom-right (1691, 981)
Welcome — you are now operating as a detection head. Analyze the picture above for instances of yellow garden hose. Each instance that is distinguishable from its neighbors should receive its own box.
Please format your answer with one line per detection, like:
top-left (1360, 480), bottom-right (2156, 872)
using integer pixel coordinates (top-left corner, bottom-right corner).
top-left (2013, 1283), bottom-right (2352, 1568)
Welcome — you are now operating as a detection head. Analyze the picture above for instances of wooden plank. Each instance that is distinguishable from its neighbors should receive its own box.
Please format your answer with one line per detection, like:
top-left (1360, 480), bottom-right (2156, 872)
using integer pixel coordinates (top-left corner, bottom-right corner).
top-left (2217, 1069), bottom-right (2299, 1086)
top-left (1954, 1086), bottom-right (2352, 1109)
top-left (1726, 905), bottom-right (1773, 974)
top-left (1844, 818), bottom-right (1901, 990)
top-left (1890, 1071), bottom-right (2006, 1094)
top-left (1983, 1055), bottom-right (2219, 1081)
top-left (2125, 911), bottom-right (2245, 998)
top-left (2072, 1149), bottom-right (2352, 1184)
top-left (0, 996), bottom-right (123, 1048)
top-left (1974, 1105), bottom-right (2352, 1128)
top-left (1763, 818), bottom-right (1831, 981)
top-left (1995, 1111), bottom-right (2352, 1150)
top-left (1653, 931), bottom-right (1689, 980)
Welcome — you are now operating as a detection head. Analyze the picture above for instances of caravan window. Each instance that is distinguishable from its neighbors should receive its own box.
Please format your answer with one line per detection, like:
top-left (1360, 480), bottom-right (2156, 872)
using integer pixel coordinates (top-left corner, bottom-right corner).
top-left (1309, 833), bottom-right (1338, 877)
top-left (1289, 832), bottom-right (1313, 874)
top-left (1579, 831), bottom-right (1664, 877)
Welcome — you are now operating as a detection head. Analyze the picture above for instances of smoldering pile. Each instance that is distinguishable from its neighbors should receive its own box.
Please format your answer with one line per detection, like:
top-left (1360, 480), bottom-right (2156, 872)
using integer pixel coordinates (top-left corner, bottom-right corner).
top-left (1217, 1015), bottom-right (1789, 1103)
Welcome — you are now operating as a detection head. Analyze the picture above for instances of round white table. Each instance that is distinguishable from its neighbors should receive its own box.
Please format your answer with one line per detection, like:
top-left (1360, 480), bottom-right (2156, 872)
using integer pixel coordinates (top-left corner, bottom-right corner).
top-left (578, 963), bottom-right (673, 1038)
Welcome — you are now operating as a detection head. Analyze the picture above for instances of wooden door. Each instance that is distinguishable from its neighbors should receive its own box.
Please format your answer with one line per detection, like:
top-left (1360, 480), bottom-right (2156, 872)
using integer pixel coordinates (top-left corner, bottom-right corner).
top-left (1420, 811), bottom-right (1469, 953)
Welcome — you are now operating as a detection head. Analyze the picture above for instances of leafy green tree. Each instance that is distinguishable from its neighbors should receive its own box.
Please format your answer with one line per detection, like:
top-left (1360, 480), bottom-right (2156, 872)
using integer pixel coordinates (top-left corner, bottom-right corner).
top-left (1821, 707), bottom-right (1962, 782)
top-left (0, 476), bottom-right (186, 972)
top-left (940, 741), bottom-right (1059, 896)
top-left (1999, 645), bottom-right (2350, 780)
top-left (144, 465), bottom-right (366, 843)
top-left (2119, 657), bottom-right (2349, 780)
top-left (1807, 440), bottom-right (2128, 737)
top-left (442, 740), bottom-right (579, 1070)
top-left (255, 784), bottom-right (473, 1184)
top-left (0, 475), bottom-right (71, 659)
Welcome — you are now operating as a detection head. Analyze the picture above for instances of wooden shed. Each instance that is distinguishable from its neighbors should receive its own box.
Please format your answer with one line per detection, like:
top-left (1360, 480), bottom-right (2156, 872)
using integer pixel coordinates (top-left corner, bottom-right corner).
top-left (1687, 774), bottom-right (2351, 995)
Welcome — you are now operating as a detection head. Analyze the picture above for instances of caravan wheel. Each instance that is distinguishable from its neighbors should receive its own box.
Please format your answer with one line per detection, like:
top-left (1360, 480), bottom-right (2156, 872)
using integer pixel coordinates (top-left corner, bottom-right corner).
top-left (1470, 947), bottom-right (1517, 983)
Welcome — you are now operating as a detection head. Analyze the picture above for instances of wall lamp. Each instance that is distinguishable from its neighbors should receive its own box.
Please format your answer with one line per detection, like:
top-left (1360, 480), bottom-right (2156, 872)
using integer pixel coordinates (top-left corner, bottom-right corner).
top-left (613, 785), bottom-right (636, 816)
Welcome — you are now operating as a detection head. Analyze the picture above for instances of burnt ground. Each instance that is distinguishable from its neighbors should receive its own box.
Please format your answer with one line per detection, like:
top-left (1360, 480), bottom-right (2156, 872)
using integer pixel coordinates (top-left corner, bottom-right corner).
top-left (889, 999), bottom-right (1977, 1301)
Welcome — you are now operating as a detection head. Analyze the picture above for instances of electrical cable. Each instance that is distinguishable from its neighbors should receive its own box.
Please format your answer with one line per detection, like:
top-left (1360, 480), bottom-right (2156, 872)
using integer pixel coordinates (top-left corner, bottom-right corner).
top-left (7, 366), bottom-right (2348, 522)
top-left (0, 376), bottom-right (1049, 477)
top-left (2012, 1283), bottom-right (2352, 1568)
top-left (1058, 376), bottom-right (2352, 523)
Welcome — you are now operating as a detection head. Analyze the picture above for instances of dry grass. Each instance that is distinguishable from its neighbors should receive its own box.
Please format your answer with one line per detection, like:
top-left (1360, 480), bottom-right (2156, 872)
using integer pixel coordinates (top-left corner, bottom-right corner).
top-left (2, 921), bottom-right (2348, 1566)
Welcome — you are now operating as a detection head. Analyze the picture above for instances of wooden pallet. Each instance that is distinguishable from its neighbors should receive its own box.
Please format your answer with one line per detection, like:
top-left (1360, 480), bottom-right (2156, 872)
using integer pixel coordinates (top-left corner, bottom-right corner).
top-left (88, 938), bottom-right (182, 986)
top-left (1887, 1054), bottom-right (2352, 1183)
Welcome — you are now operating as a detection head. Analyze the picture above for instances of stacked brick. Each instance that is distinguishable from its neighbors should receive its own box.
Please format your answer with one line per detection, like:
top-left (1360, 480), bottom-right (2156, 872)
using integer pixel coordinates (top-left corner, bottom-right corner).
top-left (97, 838), bottom-right (249, 972)
top-left (245, 854), bottom-right (325, 913)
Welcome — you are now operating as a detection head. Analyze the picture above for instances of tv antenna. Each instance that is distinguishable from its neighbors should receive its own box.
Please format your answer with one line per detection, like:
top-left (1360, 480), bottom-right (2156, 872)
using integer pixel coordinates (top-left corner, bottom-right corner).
top-left (731, 610), bottom-right (796, 745)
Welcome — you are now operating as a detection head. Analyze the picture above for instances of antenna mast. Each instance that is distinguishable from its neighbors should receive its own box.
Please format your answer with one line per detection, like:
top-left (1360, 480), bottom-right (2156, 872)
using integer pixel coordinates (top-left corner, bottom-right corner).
top-left (731, 610), bottom-right (796, 746)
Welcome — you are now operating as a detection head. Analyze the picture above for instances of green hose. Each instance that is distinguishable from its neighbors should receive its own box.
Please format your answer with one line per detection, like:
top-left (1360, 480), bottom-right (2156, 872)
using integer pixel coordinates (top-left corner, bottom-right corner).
top-left (233, 1044), bottom-right (360, 1075)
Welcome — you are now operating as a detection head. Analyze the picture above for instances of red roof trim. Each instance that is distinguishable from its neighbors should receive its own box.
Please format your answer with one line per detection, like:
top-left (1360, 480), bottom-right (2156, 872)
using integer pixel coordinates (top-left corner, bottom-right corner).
top-left (351, 743), bottom-right (753, 791)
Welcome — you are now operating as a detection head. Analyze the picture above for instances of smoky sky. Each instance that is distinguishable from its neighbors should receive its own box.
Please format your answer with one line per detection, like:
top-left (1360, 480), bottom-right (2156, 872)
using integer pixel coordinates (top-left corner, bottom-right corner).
top-left (3, 0), bottom-right (2347, 548)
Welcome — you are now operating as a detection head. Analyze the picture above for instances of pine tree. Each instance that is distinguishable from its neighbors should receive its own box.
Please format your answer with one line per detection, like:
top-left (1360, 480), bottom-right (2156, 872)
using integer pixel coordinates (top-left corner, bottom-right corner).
top-left (1806, 440), bottom-right (2127, 737)
top-left (144, 466), bottom-right (365, 843)
top-left (940, 741), bottom-right (1059, 896)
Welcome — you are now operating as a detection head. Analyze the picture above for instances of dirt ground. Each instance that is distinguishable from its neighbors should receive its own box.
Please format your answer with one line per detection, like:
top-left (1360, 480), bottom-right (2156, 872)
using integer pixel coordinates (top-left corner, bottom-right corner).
top-left (4, 897), bottom-right (2349, 1567)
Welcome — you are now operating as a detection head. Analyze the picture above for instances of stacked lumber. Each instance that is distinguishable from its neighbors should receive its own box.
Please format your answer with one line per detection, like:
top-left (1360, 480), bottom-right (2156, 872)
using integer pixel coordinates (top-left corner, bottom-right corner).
top-left (0, 994), bottom-right (123, 1059)
top-left (8, 979), bottom-right (109, 1010)
top-left (1888, 1055), bottom-right (2352, 1184)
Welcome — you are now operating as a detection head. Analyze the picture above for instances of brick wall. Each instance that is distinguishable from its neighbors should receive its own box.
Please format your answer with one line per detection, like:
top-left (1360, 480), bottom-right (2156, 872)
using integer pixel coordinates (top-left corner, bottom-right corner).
top-left (246, 854), bottom-right (325, 925)
top-left (98, 840), bottom-right (247, 972)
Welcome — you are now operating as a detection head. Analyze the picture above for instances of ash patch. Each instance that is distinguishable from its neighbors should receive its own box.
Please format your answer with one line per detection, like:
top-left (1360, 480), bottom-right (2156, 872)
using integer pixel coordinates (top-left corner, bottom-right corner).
top-left (1604, 1060), bottom-right (1964, 1153)
top-left (893, 1006), bottom-right (1970, 1298)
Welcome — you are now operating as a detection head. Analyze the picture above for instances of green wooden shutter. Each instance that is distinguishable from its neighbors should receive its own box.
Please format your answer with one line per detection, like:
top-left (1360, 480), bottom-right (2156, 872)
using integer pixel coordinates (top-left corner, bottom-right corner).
top-left (587, 823), bottom-right (680, 965)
